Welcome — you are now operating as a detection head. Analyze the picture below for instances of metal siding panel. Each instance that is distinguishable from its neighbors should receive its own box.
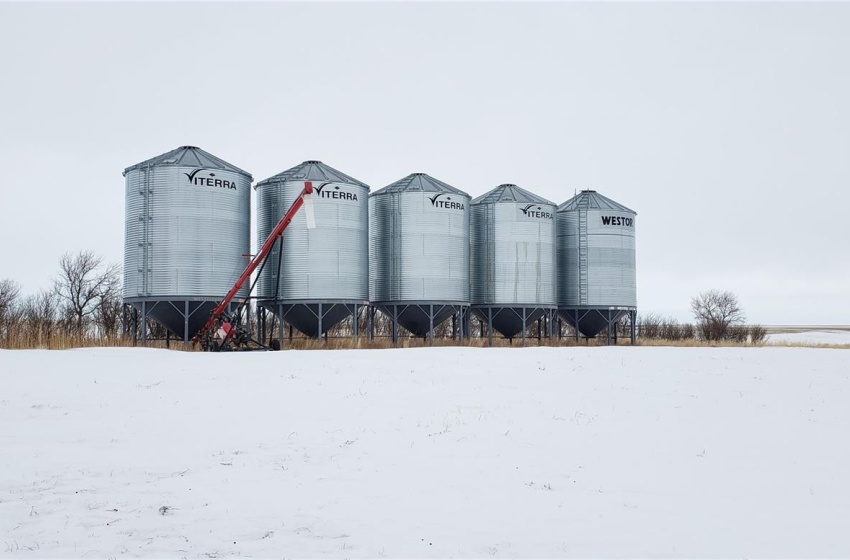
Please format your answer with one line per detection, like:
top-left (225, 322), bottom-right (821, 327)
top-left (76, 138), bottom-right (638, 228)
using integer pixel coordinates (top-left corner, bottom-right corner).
top-left (586, 210), bottom-right (636, 307)
top-left (471, 201), bottom-right (556, 306)
top-left (556, 205), bottom-right (636, 308)
top-left (370, 190), bottom-right (470, 303)
top-left (556, 211), bottom-right (581, 306)
top-left (123, 165), bottom-right (250, 300)
top-left (256, 181), bottom-right (369, 302)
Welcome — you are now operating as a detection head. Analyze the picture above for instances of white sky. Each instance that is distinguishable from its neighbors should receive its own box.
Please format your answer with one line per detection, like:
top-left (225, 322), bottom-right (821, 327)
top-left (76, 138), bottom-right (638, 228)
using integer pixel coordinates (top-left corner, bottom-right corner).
top-left (1, 2), bottom-right (848, 325)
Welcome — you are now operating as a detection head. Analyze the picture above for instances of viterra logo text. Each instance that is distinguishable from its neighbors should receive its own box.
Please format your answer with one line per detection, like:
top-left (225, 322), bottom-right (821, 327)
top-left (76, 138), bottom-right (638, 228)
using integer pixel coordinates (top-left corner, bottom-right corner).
top-left (429, 193), bottom-right (465, 210)
top-left (314, 182), bottom-right (358, 201)
top-left (184, 169), bottom-right (236, 190)
top-left (601, 216), bottom-right (634, 227)
top-left (520, 204), bottom-right (553, 219)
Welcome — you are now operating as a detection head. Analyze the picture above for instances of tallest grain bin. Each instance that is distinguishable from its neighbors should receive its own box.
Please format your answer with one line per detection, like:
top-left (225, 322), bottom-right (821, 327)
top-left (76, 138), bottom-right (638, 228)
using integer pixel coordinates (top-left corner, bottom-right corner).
top-left (123, 146), bottom-right (252, 342)
top-left (556, 190), bottom-right (637, 342)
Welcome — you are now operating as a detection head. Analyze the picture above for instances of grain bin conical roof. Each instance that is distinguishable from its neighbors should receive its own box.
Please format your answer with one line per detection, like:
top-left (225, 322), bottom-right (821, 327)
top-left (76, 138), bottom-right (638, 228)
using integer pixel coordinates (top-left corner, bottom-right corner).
top-left (372, 173), bottom-right (468, 196)
top-left (123, 145), bottom-right (251, 179)
top-left (558, 190), bottom-right (635, 213)
top-left (255, 160), bottom-right (369, 189)
top-left (472, 184), bottom-right (555, 206)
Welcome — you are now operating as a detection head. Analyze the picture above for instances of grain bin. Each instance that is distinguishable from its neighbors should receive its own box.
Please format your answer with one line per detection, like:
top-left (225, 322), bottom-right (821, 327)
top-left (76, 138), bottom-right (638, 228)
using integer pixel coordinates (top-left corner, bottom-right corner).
top-left (123, 146), bottom-right (252, 341)
top-left (255, 161), bottom-right (370, 339)
top-left (470, 184), bottom-right (557, 341)
top-left (370, 173), bottom-right (470, 342)
top-left (556, 190), bottom-right (636, 341)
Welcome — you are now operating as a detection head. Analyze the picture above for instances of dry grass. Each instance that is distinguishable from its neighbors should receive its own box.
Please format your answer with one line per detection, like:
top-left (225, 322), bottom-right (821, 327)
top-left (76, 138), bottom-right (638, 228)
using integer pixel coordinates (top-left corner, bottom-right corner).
top-left (1, 335), bottom-right (180, 351)
top-left (1, 336), bottom-right (135, 351)
top-left (635, 338), bottom-right (761, 348)
top-left (3, 334), bottom-right (847, 351)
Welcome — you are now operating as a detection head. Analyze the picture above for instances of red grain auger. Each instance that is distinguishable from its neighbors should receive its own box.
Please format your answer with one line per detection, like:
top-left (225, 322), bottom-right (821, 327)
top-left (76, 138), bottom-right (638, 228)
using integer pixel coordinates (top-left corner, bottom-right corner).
top-left (192, 182), bottom-right (316, 351)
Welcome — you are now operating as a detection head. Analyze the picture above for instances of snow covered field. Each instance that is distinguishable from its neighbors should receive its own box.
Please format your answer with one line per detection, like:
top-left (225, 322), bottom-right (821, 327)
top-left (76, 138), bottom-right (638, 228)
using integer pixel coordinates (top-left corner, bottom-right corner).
top-left (767, 329), bottom-right (850, 346)
top-left (2, 346), bottom-right (849, 558)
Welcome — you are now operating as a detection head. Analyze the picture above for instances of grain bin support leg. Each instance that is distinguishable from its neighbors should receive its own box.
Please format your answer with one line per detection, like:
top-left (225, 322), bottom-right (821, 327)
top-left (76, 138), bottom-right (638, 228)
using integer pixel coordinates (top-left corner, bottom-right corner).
top-left (614, 313), bottom-right (619, 344)
top-left (367, 306), bottom-right (374, 341)
top-left (521, 308), bottom-right (527, 346)
top-left (258, 306), bottom-right (265, 344)
top-left (352, 304), bottom-right (359, 339)
top-left (318, 303), bottom-right (323, 343)
top-left (141, 301), bottom-right (147, 347)
top-left (574, 310), bottom-right (580, 343)
top-left (630, 309), bottom-right (637, 345)
top-left (392, 305), bottom-right (398, 346)
top-left (487, 308), bottom-right (493, 347)
top-left (428, 305), bottom-right (434, 346)
top-left (606, 309), bottom-right (612, 345)
top-left (184, 301), bottom-right (190, 343)
top-left (278, 303), bottom-right (284, 349)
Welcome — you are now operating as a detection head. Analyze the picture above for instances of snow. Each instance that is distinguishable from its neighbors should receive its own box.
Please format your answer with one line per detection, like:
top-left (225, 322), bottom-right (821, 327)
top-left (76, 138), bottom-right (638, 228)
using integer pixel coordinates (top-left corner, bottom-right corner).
top-left (2, 345), bottom-right (849, 557)
top-left (767, 330), bottom-right (850, 346)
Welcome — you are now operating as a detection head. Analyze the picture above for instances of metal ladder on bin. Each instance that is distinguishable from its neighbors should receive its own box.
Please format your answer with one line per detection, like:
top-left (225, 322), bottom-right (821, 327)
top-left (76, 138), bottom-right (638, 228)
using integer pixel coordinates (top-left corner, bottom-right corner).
top-left (578, 209), bottom-right (588, 305)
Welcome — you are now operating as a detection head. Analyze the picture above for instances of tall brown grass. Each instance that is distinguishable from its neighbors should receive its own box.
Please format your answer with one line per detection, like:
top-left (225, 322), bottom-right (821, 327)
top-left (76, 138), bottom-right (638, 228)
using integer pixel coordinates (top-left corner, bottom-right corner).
top-left (2, 333), bottom-right (845, 351)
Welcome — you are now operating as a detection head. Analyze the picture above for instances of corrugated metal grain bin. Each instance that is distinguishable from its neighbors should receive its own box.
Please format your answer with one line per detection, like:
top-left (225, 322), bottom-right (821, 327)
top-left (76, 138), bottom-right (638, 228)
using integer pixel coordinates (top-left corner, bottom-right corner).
top-left (470, 184), bottom-right (557, 338)
top-left (123, 146), bottom-right (251, 339)
top-left (370, 173), bottom-right (470, 337)
top-left (255, 160), bottom-right (369, 337)
top-left (556, 190), bottom-right (636, 338)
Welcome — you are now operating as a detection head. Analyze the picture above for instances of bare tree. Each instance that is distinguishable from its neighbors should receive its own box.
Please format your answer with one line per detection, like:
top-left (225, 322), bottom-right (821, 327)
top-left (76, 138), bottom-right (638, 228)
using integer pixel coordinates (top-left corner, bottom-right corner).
top-left (54, 251), bottom-right (120, 337)
top-left (691, 289), bottom-right (745, 341)
top-left (0, 278), bottom-right (21, 322)
top-left (0, 279), bottom-right (22, 347)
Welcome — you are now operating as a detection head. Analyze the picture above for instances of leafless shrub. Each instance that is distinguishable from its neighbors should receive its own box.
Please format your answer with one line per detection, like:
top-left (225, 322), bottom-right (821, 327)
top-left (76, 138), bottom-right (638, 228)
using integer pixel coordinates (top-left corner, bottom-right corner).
top-left (660, 318), bottom-right (682, 340)
top-left (749, 324), bottom-right (767, 345)
top-left (637, 313), bottom-right (696, 341)
top-left (726, 325), bottom-right (749, 344)
top-left (19, 290), bottom-right (61, 347)
top-left (637, 313), bottom-right (662, 339)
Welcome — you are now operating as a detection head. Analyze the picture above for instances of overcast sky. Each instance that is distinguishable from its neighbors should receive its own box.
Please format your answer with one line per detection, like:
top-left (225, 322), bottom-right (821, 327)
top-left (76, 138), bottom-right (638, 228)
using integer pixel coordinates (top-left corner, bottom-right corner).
top-left (1, 2), bottom-right (848, 325)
